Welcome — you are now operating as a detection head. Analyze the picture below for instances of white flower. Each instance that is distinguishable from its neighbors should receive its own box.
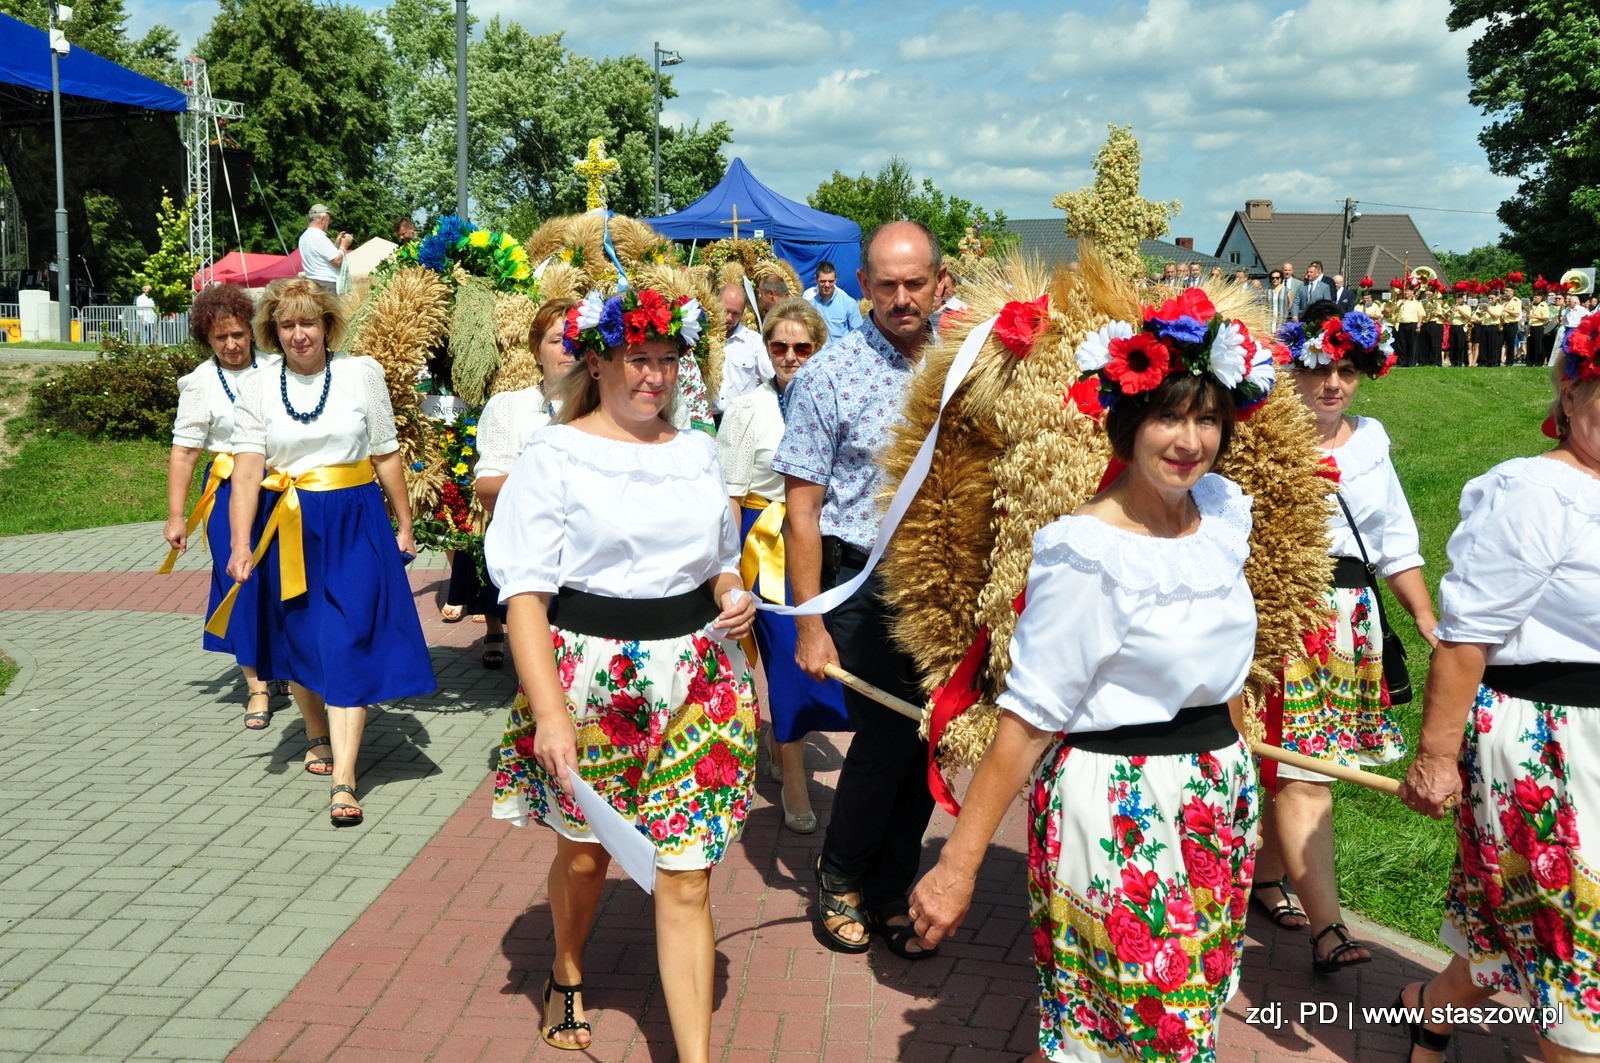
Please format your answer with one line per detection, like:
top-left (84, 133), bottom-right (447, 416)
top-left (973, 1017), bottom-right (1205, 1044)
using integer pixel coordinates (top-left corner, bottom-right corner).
top-left (1208, 320), bottom-right (1249, 388)
top-left (1377, 323), bottom-right (1395, 355)
top-left (678, 298), bottom-right (704, 347)
top-left (1245, 342), bottom-right (1277, 391)
top-left (576, 290), bottom-right (606, 331)
top-left (1074, 320), bottom-right (1134, 372)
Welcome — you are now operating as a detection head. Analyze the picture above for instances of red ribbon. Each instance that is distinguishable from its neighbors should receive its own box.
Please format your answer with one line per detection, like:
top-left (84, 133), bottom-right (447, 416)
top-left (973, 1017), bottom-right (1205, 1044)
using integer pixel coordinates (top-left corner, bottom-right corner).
top-left (927, 590), bottom-right (1028, 815)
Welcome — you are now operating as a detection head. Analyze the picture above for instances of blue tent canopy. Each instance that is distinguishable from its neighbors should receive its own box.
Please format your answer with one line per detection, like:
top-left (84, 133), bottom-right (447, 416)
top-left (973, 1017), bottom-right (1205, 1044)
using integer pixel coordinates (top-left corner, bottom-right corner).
top-left (0, 12), bottom-right (186, 117)
top-left (644, 158), bottom-right (863, 298)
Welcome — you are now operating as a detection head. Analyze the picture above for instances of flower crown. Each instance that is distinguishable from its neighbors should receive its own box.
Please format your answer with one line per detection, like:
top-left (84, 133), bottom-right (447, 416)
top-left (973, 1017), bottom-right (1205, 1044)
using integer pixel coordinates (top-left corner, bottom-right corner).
top-left (1560, 313), bottom-right (1600, 382)
top-left (1276, 310), bottom-right (1396, 378)
top-left (563, 288), bottom-right (705, 357)
top-left (1069, 288), bottom-right (1276, 419)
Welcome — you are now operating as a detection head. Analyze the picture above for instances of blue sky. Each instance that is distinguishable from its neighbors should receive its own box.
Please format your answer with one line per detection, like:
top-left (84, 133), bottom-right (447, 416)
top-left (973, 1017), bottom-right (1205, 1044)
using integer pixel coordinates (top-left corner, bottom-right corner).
top-left (129, 0), bottom-right (1516, 254)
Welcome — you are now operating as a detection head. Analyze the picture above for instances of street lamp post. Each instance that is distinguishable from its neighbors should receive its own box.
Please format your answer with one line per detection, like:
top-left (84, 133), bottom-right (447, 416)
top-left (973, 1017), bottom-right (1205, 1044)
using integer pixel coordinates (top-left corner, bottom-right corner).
top-left (652, 42), bottom-right (683, 214)
top-left (455, 0), bottom-right (468, 218)
top-left (49, 2), bottom-right (73, 342)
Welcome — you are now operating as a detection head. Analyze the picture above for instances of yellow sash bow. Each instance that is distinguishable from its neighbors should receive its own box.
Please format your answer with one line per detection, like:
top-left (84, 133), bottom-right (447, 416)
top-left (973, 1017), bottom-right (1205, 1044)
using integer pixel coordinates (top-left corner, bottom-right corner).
top-left (159, 451), bottom-right (234, 574)
top-left (739, 494), bottom-right (786, 606)
top-left (204, 458), bottom-right (376, 637)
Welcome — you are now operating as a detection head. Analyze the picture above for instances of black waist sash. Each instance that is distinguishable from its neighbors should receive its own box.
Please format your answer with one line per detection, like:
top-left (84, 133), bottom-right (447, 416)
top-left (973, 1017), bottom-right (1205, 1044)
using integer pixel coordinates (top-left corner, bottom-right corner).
top-left (547, 583), bottom-right (718, 641)
top-left (1069, 703), bottom-right (1237, 757)
top-left (1482, 663), bottom-right (1600, 709)
top-left (1331, 556), bottom-right (1369, 589)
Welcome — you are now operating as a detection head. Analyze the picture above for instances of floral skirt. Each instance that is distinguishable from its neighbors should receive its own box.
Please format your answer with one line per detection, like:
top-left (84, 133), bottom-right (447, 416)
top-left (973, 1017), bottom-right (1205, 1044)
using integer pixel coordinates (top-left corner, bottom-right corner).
top-left (1275, 584), bottom-right (1404, 783)
top-left (492, 625), bottom-right (759, 871)
top-left (1441, 688), bottom-right (1600, 1051)
top-left (1028, 736), bottom-right (1258, 1063)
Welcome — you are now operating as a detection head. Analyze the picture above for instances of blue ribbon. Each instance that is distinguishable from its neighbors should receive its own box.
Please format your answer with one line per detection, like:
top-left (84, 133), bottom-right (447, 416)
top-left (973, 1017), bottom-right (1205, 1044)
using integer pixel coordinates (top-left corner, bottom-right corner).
top-left (603, 211), bottom-right (630, 292)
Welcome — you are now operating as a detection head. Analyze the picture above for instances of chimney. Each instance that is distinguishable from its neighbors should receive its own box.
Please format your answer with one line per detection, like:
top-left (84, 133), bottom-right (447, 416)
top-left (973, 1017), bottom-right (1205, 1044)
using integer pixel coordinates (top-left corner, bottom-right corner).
top-left (1246, 199), bottom-right (1273, 222)
top-left (1175, 237), bottom-right (1194, 250)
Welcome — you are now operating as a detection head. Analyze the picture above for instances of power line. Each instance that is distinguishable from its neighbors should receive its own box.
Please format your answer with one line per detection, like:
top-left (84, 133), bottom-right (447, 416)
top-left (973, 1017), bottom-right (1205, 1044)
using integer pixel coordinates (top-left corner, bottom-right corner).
top-left (1355, 200), bottom-right (1499, 217)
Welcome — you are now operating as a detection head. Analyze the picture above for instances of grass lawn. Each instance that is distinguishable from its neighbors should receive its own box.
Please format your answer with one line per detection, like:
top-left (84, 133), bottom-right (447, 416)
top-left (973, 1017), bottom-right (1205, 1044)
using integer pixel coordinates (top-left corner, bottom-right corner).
top-left (1334, 364), bottom-right (1554, 943)
top-left (0, 653), bottom-right (16, 695)
top-left (0, 427), bottom-right (184, 537)
top-left (0, 339), bottom-right (104, 351)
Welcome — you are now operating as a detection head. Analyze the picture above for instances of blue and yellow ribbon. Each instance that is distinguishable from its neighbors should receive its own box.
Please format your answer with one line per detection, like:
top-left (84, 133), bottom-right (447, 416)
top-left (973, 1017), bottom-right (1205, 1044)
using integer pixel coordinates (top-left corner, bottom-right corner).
top-left (159, 451), bottom-right (234, 574)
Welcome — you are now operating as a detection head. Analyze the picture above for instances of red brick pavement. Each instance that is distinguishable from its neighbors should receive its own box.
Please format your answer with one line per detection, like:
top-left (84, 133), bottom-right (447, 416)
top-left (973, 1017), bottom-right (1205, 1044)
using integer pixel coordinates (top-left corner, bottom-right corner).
top-left (229, 743), bottom-right (1544, 1063)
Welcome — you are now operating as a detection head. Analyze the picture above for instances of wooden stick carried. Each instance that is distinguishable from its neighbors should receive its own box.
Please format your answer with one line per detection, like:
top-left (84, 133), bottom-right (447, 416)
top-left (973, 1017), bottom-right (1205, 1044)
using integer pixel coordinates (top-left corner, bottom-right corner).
top-left (822, 662), bottom-right (1455, 807)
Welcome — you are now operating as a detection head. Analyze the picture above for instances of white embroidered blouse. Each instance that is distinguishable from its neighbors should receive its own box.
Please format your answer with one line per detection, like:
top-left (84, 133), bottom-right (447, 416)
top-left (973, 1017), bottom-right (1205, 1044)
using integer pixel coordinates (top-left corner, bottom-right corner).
top-left (474, 386), bottom-right (556, 480)
top-left (171, 354), bottom-right (280, 451)
top-left (1325, 416), bottom-right (1424, 578)
top-left (997, 474), bottom-right (1259, 735)
top-left (230, 353), bottom-right (399, 474)
top-left (716, 382), bottom-right (788, 502)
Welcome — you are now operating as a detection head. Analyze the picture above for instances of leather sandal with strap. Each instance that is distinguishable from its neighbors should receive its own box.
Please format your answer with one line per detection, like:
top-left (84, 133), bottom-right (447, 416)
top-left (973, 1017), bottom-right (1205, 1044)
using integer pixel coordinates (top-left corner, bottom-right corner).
top-left (303, 735), bottom-right (334, 776)
top-left (1311, 922), bottom-right (1371, 974)
top-left (329, 784), bottom-right (363, 827)
top-left (243, 690), bottom-right (272, 730)
top-left (1395, 981), bottom-right (1452, 1061)
top-left (871, 903), bottom-right (938, 961)
top-left (813, 855), bottom-right (871, 953)
top-left (1250, 877), bottom-right (1308, 931)
top-left (482, 632), bottom-right (506, 670)
top-left (541, 974), bottom-right (592, 1051)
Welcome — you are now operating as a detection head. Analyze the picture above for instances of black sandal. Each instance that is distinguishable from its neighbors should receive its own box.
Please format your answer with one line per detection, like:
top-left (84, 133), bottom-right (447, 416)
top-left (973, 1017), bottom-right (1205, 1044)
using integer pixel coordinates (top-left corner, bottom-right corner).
top-left (541, 973), bottom-right (592, 1051)
top-left (1311, 922), bottom-right (1371, 974)
top-left (329, 784), bottom-right (363, 827)
top-left (303, 735), bottom-right (334, 776)
top-left (872, 904), bottom-right (938, 961)
top-left (482, 633), bottom-right (506, 670)
top-left (1250, 877), bottom-right (1308, 931)
top-left (243, 690), bottom-right (272, 730)
top-left (1395, 981), bottom-right (1451, 1060)
top-left (813, 855), bottom-right (871, 953)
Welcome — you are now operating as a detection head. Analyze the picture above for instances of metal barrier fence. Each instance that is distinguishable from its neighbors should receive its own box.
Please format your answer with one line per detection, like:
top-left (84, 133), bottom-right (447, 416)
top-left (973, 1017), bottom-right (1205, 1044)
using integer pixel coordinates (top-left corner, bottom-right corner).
top-left (0, 303), bottom-right (17, 319)
top-left (77, 305), bottom-right (191, 346)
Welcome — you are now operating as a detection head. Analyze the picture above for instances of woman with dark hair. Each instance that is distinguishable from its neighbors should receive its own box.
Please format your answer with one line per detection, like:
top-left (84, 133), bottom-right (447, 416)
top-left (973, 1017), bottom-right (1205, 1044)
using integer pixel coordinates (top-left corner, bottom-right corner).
top-left (908, 288), bottom-right (1276, 1063)
top-left (214, 277), bottom-right (435, 824)
top-left (164, 283), bottom-right (280, 729)
top-left (485, 288), bottom-right (757, 1060)
top-left (1252, 300), bottom-right (1437, 973)
top-left (1395, 326), bottom-right (1600, 1063)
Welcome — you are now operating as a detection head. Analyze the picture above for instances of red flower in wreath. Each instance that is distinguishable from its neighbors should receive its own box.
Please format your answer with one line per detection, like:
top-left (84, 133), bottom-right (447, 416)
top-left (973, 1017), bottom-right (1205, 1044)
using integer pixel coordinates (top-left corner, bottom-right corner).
top-left (637, 288), bottom-right (673, 332)
top-left (1104, 333), bottom-right (1171, 394)
top-left (623, 308), bottom-right (650, 345)
top-left (1319, 318), bottom-right (1355, 360)
top-left (994, 294), bottom-right (1050, 357)
top-left (1566, 315), bottom-right (1600, 365)
top-left (1066, 377), bottom-right (1104, 421)
top-left (1147, 286), bottom-right (1217, 325)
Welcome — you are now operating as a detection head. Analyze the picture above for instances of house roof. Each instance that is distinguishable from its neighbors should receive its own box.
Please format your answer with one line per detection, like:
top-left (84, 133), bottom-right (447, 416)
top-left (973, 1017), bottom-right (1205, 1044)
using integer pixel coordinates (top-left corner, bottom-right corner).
top-left (1216, 207), bottom-right (1441, 281)
top-left (1003, 218), bottom-right (1235, 272)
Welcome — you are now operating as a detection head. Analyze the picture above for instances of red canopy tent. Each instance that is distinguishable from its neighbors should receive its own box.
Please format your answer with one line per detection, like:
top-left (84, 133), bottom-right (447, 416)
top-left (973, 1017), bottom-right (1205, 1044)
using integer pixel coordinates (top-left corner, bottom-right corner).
top-left (197, 250), bottom-right (302, 289)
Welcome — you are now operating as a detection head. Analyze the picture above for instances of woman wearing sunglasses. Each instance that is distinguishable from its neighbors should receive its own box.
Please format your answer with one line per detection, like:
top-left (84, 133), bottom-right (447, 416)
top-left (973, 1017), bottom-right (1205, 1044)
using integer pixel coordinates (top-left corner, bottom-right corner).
top-left (718, 298), bottom-right (849, 835)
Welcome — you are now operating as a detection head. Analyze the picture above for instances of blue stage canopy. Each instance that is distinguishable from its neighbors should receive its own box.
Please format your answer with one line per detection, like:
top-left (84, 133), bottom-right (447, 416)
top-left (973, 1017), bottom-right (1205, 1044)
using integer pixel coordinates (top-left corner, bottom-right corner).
top-left (644, 158), bottom-right (863, 298)
top-left (0, 12), bottom-right (186, 116)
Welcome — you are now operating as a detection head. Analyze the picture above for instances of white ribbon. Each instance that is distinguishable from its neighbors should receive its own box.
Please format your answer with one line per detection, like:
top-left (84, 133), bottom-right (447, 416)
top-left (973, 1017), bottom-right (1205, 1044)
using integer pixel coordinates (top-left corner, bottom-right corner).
top-left (759, 314), bottom-right (999, 617)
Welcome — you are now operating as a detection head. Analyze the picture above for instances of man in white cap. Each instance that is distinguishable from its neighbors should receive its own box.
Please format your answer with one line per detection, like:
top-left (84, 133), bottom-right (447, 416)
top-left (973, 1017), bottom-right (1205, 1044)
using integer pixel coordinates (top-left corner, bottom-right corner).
top-left (299, 203), bottom-right (352, 295)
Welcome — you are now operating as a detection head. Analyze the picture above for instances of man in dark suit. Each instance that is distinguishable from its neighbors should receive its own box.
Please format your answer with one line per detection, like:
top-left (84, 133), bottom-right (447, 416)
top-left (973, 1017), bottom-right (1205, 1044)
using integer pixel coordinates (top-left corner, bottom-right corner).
top-left (1290, 260), bottom-right (1334, 320)
top-left (1330, 274), bottom-right (1357, 314)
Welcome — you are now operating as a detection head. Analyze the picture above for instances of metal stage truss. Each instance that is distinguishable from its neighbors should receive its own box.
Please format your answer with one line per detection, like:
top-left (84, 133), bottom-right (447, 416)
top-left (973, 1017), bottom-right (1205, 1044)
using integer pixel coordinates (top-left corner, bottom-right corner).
top-left (181, 57), bottom-right (243, 288)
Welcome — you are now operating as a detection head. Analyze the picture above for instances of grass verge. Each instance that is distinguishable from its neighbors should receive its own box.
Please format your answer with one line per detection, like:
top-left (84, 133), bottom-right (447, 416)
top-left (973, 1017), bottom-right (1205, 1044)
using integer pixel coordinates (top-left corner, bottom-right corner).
top-left (1334, 365), bottom-right (1552, 943)
top-left (0, 424), bottom-right (180, 537)
top-left (0, 339), bottom-right (103, 351)
top-left (0, 653), bottom-right (16, 695)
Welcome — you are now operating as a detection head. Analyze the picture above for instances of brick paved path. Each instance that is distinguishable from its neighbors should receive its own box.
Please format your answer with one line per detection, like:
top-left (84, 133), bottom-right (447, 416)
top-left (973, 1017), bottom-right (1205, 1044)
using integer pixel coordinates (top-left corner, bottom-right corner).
top-left (0, 522), bottom-right (1543, 1061)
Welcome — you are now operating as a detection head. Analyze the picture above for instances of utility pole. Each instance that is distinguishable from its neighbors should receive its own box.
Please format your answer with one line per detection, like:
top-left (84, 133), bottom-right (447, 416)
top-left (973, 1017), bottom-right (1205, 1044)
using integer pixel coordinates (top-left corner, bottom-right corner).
top-left (455, 0), bottom-right (468, 218)
top-left (49, 2), bottom-right (71, 342)
top-left (1339, 197), bottom-right (1355, 283)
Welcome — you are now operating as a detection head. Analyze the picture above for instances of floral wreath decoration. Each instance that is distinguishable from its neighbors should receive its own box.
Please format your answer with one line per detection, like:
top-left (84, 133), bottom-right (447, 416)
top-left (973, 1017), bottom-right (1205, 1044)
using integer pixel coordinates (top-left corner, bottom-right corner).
top-left (1062, 287), bottom-right (1278, 421)
top-left (396, 214), bottom-right (538, 296)
top-left (563, 288), bottom-right (706, 358)
top-left (1560, 313), bottom-right (1600, 383)
top-left (1275, 309), bottom-right (1396, 378)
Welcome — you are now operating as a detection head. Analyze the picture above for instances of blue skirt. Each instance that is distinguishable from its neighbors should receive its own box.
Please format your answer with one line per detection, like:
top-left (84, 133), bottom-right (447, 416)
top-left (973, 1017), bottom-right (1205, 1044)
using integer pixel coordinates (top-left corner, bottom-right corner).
top-left (201, 468), bottom-right (266, 667)
top-left (253, 480), bottom-right (437, 706)
top-left (740, 504), bottom-right (851, 743)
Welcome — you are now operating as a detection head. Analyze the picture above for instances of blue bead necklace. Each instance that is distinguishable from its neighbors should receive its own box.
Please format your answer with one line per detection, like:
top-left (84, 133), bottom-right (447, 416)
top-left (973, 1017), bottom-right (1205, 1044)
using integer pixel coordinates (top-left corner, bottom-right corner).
top-left (214, 354), bottom-right (258, 403)
top-left (281, 358), bottom-right (332, 423)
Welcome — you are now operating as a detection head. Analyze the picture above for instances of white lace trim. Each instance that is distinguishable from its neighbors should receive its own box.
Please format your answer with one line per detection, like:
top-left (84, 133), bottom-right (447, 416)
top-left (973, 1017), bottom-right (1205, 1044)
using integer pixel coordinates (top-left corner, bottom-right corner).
top-left (1495, 456), bottom-right (1600, 518)
top-left (1325, 415), bottom-right (1389, 483)
top-left (541, 422), bottom-right (716, 484)
top-left (1031, 474), bottom-right (1253, 598)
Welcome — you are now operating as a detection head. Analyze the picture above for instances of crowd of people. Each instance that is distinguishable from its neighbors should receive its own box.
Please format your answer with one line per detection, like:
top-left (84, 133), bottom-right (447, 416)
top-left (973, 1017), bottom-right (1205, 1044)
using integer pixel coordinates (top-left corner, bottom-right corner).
top-left (160, 216), bottom-right (1599, 1063)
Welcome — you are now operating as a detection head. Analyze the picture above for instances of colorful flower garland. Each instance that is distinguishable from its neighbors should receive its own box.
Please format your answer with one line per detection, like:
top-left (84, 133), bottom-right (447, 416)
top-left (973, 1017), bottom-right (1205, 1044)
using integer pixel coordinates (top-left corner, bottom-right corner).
top-left (564, 288), bottom-right (706, 358)
top-left (1560, 314), bottom-right (1600, 382)
top-left (1276, 310), bottom-right (1395, 378)
top-left (398, 214), bottom-right (539, 296)
top-left (411, 407), bottom-right (483, 555)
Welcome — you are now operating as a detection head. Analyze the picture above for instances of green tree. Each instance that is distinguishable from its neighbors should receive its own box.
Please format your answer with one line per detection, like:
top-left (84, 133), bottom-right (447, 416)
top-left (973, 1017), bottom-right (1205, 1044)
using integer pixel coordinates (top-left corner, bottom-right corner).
top-left (83, 191), bottom-right (147, 301)
top-left (199, 0), bottom-right (398, 249)
top-left (1434, 243), bottom-right (1526, 283)
top-left (807, 156), bottom-right (1010, 259)
top-left (1447, 0), bottom-right (1600, 275)
top-left (135, 193), bottom-right (200, 314)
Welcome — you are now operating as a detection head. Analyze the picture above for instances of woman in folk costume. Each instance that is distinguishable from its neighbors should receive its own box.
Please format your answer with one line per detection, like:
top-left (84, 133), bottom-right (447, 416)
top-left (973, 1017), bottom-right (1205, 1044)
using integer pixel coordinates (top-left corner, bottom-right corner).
top-left (1396, 321), bottom-right (1600, 1063)
top-left (717, 297), bottom-right (849, 834)
top-left (485, 288), bottom-right (758, 1060)
top-left (1252, 300), bottom-right (1438, 973)
top-left (163, 284), bottom-right (280, 730)
top-left (909, 282), bottom-right (1278, 1063)
top-left (216, 277), bottom-right (436, 825)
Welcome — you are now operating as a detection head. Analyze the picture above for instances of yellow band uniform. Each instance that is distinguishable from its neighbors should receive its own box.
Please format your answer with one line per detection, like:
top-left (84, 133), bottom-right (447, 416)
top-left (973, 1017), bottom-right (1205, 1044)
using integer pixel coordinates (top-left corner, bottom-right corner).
top-left (159, 451), bottom-right (235, 574)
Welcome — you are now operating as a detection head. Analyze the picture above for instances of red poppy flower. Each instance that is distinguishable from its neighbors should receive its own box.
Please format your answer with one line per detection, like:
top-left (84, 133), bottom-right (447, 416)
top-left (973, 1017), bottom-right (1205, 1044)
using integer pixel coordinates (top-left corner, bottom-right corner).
top-left (1105, 333), bottom-right (1171, 394)
top-left (1065, 377), bottom-right (1104, 420)
top-left (994, 294), bottom-right (1050, 357)
top-left (637, 288), bottom-right (673, 332)
top-left (623, 308), bottom-right (649, 345)
top-left (1145, 286), bottom-right (1216, 327)
top-left (1567, 315), bottom-right (1600, 361)
top-left (1319, 319), bottom-right (1355, 359)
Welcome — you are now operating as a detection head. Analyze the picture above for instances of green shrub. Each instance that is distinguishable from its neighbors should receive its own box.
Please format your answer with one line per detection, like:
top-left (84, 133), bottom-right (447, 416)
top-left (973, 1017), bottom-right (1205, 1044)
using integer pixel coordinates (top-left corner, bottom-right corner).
top-left (28, 335), bottom-right (203, 440)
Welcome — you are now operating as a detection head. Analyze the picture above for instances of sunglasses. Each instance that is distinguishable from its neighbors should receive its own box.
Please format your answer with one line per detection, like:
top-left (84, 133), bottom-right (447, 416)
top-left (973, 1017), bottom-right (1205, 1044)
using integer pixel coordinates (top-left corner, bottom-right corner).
top-left (768, 341), bottom-right (815, 357)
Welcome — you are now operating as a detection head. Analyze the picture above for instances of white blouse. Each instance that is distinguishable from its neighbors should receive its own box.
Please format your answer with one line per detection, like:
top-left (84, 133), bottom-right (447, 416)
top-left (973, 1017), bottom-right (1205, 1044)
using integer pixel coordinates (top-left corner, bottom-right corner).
top-left (1326, 416), bottom-right (1424, 577)
top-left (1435, 456), bottom-right (1600, 665)
top-left (171, 354), bottom-right (280, 451)
top-left (485, 424), bottom-right (741, 602)
top-left (475, 386), bottom-right (556, 480)
top-left (998, 474), bottom-right (1258, 735)
top-left (717, 382), bottom-right (788, 502)
top-left (231, 353), bottom-right (399, 474)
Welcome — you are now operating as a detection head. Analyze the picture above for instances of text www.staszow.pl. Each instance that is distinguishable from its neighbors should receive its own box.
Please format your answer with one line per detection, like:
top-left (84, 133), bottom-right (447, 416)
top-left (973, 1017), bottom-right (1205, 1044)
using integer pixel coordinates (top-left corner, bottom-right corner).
top-left (1362, 1004), bottom-right (1563, 1029)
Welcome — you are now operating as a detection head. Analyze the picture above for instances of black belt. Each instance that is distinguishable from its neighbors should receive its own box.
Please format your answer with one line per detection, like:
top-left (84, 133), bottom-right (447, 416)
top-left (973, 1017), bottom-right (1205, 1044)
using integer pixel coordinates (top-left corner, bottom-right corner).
top-left (1068, 703), bottom-right (1237, 757)
top-left (547, 583), bottom-right (717, 641)
top-left (1331, 556), bottom-right (1369, 589)
top-left (1483, 663), bottom-right (1600, 709)
top-left (822, 535), bottom-right (872, 572)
